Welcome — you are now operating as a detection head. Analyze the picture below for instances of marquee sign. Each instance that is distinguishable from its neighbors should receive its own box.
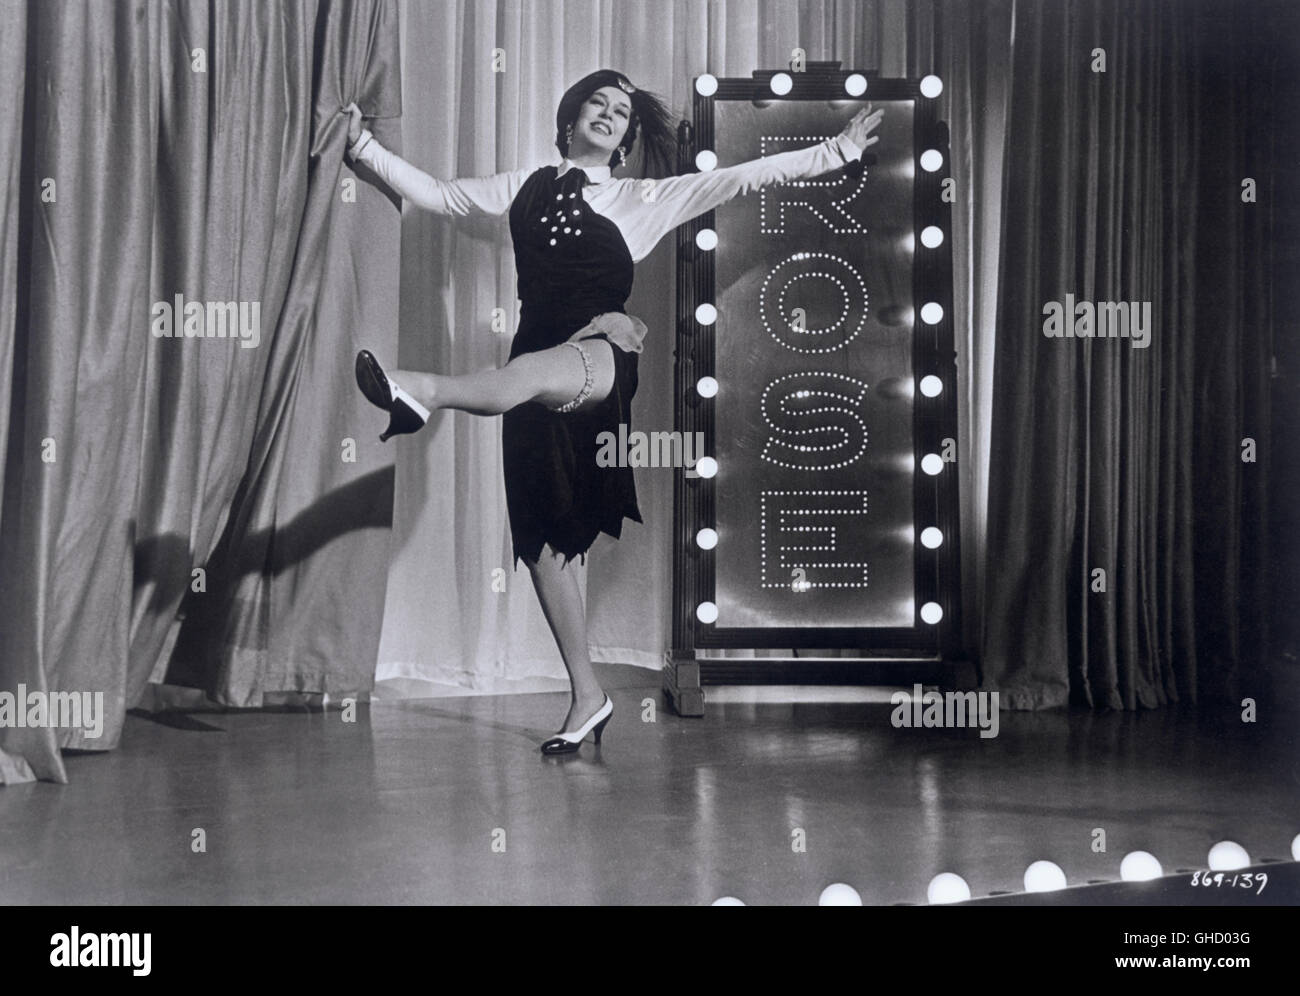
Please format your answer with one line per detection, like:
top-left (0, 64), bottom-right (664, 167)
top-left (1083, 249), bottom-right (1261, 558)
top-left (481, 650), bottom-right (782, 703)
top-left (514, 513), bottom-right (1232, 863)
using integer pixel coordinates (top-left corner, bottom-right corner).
top-left (665, 65), bottom-right (962, 711)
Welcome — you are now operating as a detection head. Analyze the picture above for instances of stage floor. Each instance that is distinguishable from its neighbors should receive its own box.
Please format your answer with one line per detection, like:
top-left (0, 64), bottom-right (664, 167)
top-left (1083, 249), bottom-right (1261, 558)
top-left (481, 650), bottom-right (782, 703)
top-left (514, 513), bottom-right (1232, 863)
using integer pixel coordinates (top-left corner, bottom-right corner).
top-left (2, 663), bottom-right (1297, 905)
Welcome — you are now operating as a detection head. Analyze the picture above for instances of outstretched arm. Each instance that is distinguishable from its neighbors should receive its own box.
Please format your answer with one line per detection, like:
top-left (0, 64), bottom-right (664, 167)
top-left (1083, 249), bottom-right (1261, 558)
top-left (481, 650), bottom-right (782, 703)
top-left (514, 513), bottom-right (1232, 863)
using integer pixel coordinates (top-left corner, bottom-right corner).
top-left (625, 105), bottom-right (883, 257)
top-left (344, 103), bottom-right (531, 217)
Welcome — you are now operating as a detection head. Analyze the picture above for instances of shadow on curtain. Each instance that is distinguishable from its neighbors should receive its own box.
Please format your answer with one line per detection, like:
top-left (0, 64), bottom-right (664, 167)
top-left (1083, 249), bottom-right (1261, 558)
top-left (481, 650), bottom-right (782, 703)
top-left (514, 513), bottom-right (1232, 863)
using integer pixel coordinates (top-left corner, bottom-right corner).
top-left (0, 0), bottom-right (403, 784)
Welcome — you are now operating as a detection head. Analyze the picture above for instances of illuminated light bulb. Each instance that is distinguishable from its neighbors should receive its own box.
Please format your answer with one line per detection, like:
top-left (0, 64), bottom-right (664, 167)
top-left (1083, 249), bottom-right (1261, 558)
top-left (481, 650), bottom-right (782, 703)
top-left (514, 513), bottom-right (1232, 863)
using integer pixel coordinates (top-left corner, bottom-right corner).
top-left (920, 75), bottom-right (943, 98)
top-left (770, 72), bottom-right (793, 96)
top-left (696, 601), bottom-right (718, 624)
top-left (695, 456), bottom-right (718, 478)
top-left (695, 74), bottom-right (719, 97)
top-left (695, 303), bottom-right (717, 326)
top-left (920, 601), bottom-right (943, 624)
top-left (920, 149), bottom-right (943, 172)
top-left (695, 150), bottom-right (717, 172)
top-left (844, 74), bottom-right (867, 97)
top-left (1120, 851), bottom-right (1163, 882)
top-left (920, 302), bottom-right (944, 325)
top-left (921, 453), bottom-right (944, 475)
top-left (1207, 841), bottom-right (1250, 871)
top-left (696, 376), bottom-right (718, 398)
top-left (920, 527), bottom-right (943, 549)
top-left (921, 226), bottom-right (944, 249)
top-left (695, 228), bottom-right (718, 251)
top-left (927, 872), bottom-right (970, 904)
top-left (1024, 860), bottom-right (1067, 893)
top-left (711, 896), bottom-right (744, 905)
top-left (919, 375), bottom-right (943, 397)
top-left (695, 528), bottom-right (718, 550)
top-left (818, 883), bottom-right (862, 906)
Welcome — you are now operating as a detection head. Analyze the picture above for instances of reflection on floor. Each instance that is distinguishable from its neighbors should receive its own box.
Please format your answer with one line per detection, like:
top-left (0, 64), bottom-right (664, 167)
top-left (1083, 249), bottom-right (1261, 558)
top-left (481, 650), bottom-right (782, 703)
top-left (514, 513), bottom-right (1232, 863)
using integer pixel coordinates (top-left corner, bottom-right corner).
top-left (1, 662), bottom-right (1297, 905)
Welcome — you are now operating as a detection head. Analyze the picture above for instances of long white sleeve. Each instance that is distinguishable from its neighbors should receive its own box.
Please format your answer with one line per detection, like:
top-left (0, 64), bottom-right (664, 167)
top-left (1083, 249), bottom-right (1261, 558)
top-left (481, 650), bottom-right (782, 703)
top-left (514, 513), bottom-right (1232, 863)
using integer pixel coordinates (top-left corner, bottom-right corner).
top-left (348, 129), bottom-right (533, 217)
top-left (344, 128), bottom-right (862, 261)
top-left (614, 133), bottom-right (863, 259)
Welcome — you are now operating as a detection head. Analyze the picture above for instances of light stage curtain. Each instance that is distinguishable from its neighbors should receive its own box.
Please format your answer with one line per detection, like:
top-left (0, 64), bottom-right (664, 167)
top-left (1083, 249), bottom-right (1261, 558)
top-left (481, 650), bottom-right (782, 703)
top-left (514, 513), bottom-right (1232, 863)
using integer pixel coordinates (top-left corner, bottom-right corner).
top-left (979, 0), bottom-right (1286, 708)
top-left (376, 0), bottom-right (1004, 687)
top-left (0, 0), bottom-right (403, 783)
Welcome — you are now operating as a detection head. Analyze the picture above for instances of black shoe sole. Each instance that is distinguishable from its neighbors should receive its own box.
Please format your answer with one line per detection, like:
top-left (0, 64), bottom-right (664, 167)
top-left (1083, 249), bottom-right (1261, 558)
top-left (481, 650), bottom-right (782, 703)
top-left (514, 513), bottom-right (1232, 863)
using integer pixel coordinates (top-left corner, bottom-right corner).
top-left (355, 350), bottom-right (393, 411)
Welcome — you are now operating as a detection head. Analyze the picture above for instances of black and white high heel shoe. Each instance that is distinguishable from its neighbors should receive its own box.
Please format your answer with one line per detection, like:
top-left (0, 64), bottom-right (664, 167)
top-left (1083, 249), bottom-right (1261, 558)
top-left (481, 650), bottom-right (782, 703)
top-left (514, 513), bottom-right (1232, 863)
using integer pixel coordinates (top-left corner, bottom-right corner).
top-left (541, 695), bottom-right (613, 755)
top-left (355, 350), bottom-right (431, 442)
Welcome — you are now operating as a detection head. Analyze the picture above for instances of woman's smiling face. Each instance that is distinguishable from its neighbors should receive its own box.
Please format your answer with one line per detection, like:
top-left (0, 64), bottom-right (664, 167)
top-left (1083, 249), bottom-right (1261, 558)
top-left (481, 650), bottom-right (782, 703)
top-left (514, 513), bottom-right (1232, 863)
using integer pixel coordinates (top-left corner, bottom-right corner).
top-left (571, 85), bottom-right (632, 158)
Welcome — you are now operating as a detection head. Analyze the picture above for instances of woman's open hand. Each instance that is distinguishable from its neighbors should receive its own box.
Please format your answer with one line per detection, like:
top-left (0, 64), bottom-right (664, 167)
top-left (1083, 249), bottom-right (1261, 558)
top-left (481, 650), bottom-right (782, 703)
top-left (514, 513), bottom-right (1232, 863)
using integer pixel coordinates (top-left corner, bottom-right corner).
top-left (345, 101), bottom-right (364, 147)
top-left (839, 104), bottom-right (884, 151)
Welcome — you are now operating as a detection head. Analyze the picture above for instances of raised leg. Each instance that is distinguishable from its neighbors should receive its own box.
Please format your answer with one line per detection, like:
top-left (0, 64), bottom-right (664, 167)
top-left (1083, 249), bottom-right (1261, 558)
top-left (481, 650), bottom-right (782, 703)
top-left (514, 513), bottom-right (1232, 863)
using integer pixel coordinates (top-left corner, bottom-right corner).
top-left (393, 338), bottom-right (616, 417)
top-left (521, 543), bottom-right (606, 731)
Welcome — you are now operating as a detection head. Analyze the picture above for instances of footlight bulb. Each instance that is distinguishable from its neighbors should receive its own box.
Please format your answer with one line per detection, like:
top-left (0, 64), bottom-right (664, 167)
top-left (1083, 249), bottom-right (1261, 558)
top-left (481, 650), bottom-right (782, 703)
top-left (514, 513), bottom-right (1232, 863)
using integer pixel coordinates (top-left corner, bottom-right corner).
top-left (1120, 851), bottom-right (1163, 882)
top-left (818, 883), bottom-right (862, 906)
top-left (1207, 840), bottom-right (1250, 871)
top-left (927, 872), bottom-right (970, 905)
top-left (1024, 860), bottom-right (1067, 893)
top-left (712, 896), bottom-right (744, 905)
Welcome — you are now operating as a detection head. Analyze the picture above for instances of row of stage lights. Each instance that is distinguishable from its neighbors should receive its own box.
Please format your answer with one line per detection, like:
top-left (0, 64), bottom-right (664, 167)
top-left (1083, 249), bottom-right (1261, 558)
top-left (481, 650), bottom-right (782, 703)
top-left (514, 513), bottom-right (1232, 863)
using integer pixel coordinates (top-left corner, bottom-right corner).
top-left (712, 837), bottom-right (1300, 905)
top-left (693, 71), bottom-right (946, 100)
top-left (687, 73), bottom-right (949, 629)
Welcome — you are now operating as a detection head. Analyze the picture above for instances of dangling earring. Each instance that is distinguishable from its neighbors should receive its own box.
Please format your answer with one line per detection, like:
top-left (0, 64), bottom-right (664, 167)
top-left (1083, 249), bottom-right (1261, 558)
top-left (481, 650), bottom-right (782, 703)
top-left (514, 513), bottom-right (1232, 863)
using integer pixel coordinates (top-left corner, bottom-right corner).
top-left (565, 123), bottom-right (573, 152)
top-left (617, 146), bottom-right (627, 169)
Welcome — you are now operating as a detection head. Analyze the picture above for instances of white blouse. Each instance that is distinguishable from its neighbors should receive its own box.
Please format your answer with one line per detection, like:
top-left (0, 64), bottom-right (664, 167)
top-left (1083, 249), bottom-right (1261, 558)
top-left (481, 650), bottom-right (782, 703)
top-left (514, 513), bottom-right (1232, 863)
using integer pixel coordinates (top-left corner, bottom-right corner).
top-left (347, 127), bottom-right (863, 350)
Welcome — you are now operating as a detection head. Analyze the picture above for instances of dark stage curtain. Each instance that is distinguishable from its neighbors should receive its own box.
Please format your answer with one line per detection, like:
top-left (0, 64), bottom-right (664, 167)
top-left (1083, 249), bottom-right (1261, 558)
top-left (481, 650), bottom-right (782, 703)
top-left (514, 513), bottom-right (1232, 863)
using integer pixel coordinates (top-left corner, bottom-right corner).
top-left (981, 0), bottom-right (1284, 709)
top-left (0, 0), bottom-right (403, 783)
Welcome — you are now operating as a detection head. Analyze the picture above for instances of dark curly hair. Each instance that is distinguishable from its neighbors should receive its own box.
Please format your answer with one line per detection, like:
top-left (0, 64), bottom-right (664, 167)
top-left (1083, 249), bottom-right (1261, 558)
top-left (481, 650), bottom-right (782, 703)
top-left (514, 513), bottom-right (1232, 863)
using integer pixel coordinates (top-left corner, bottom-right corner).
top-left (553, 69), bottom-right (677, 177)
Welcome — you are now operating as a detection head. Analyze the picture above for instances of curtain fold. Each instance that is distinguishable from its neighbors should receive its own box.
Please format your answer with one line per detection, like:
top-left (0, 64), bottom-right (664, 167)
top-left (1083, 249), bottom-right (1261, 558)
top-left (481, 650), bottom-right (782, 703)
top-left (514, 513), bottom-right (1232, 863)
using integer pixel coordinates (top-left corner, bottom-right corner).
top-left (980, 0), bottom-right (1279, 708)
top-left (935, 0), bottom-right (1013, 660)
top-left (0, 0), bottom-right (403, 784)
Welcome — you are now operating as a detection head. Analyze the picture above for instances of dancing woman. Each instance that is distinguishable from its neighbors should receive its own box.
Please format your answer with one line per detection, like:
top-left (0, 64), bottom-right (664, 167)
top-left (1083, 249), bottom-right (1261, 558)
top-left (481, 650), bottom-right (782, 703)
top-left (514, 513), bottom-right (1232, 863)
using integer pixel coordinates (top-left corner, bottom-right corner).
top-left (345, 70), bottom-right (882, 754)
